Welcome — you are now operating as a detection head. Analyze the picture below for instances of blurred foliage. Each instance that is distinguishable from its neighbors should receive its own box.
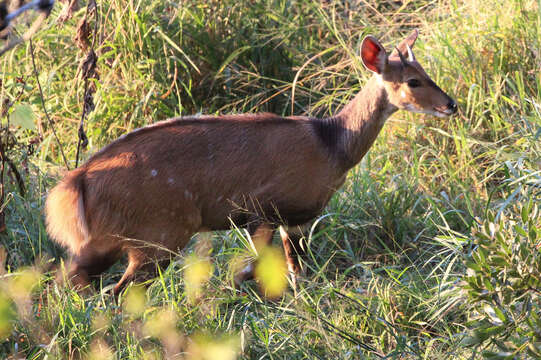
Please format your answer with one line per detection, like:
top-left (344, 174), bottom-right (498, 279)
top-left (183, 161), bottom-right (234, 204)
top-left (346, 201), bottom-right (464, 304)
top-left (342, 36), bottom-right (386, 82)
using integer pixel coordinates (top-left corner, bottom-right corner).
top-left (184, 255), bottom-right (214, 302)
top-left (255, 246), bottom-right (288, 298)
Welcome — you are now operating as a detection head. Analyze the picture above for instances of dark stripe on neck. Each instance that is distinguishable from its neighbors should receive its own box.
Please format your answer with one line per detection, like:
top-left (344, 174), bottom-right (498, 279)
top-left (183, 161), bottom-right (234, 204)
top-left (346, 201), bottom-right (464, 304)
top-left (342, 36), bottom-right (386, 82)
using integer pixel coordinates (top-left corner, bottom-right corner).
top-left (311, 116), bottom-right (349, 164)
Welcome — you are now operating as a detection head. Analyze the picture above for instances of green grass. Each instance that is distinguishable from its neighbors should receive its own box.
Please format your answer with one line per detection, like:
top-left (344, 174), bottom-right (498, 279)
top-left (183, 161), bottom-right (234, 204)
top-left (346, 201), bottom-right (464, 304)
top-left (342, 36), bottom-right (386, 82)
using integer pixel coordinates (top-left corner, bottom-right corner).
top-left (0, 0), bottom-right (540, 358)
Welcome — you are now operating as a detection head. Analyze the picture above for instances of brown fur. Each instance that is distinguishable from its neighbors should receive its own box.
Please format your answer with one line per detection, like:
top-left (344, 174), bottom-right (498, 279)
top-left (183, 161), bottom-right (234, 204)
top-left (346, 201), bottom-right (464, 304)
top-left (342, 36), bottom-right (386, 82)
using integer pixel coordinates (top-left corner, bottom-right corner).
top-left (45, 31), bottom-right (457, 294)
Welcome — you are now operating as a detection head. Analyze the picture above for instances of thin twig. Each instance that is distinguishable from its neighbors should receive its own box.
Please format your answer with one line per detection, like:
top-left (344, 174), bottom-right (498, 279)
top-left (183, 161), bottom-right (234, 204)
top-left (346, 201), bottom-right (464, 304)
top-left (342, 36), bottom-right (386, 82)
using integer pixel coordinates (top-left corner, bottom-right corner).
top-left (0, 73), bottom-right (27, 232)
top-left (6, 156), bottom-right (25, 196)
top-left (75, 0), bottom-right (98, 168)
top-left (74, 71), bottom-right (89, 168)
top-left (0, 79), bottom-right (25, 234)
top-left (0, 142), bottom-right (27, 197)
top-left (0, 126), bottom-right (6, 232)
top-left (29, 39), bottom-right (70, 170)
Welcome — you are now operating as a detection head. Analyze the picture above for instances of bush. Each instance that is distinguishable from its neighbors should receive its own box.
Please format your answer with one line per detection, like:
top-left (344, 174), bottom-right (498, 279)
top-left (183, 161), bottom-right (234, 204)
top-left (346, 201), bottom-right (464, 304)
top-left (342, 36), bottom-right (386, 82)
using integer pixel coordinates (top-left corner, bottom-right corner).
top-left (462, 198), bottom-right (541, 359)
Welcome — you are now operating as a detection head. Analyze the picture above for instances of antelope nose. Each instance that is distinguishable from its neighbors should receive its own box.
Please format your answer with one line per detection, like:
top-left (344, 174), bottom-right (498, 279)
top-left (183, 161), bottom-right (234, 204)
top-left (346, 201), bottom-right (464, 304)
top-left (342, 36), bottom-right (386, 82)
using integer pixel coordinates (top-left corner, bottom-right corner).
top-left (447, 100), bottom-right (458, 114)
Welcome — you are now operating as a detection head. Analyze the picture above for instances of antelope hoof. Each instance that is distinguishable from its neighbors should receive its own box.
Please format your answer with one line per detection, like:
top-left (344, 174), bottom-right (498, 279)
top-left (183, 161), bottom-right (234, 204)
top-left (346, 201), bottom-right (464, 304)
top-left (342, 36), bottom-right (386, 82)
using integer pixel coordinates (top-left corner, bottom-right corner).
top-left (234, 263), bottom-right (255, 287)
top-left (287, 261), bottom-right (303, 291)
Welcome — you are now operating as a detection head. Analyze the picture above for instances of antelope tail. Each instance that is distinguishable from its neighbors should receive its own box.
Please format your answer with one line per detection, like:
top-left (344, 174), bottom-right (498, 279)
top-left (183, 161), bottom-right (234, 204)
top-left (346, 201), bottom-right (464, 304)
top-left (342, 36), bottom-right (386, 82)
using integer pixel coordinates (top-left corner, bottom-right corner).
top-left (45, 169), bottom-right (89, 256)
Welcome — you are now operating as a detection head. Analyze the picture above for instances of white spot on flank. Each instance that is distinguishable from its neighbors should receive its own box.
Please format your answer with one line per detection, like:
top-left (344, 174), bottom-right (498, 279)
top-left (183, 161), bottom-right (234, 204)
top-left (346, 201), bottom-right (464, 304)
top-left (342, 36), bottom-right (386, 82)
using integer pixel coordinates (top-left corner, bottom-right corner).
top-left (150, 169), bottom-right (158, 177)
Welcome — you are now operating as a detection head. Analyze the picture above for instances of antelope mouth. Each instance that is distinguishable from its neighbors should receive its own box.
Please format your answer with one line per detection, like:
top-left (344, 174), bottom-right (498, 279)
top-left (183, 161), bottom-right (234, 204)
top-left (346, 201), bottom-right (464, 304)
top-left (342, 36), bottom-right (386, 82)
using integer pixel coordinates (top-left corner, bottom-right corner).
top-left (404, 104), bottom-right (454, 118)
top-left (433, 107), bottom-right (454, 117)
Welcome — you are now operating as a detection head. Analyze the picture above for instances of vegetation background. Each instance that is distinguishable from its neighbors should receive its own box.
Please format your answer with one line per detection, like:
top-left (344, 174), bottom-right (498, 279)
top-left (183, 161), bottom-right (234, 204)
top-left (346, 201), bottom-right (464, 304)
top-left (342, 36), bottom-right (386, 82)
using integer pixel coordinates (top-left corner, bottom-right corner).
top-left (0, 0), bottom-right (539, 358)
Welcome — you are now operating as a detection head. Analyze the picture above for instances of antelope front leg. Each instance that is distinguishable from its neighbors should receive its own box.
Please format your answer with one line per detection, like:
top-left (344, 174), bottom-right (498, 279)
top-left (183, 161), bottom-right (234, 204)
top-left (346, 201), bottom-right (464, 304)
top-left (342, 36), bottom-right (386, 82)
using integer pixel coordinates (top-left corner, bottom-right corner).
top-left (279, 225), bottom-right (307, 289)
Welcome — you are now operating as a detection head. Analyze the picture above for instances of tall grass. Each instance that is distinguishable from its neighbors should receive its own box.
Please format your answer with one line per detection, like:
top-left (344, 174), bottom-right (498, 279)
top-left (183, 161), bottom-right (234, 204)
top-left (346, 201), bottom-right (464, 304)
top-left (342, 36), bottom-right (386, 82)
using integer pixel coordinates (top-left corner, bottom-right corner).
top-left (0, 0), bottom-right (539, 358)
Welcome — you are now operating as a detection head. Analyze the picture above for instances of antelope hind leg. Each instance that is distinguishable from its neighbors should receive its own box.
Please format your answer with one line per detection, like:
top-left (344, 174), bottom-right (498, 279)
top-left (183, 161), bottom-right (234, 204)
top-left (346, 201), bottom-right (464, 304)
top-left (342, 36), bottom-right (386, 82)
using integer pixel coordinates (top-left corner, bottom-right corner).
top-left (57, 243), bottom-right (121, 294)
top-left (234, 222), bottom-right (274, 286)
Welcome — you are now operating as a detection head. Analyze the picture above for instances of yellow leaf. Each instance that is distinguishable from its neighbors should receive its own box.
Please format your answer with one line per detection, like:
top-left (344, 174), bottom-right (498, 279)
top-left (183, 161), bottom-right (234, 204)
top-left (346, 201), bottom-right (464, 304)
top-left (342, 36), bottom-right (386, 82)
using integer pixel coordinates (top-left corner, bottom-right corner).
top-left (188, 333), bottom-right (239, 360)
top-left (255, 246), bottom-right (288, 298)
top-left (7, 268), bottom-right (41, 300)
top-left (0, 292), bottom-right (15, 338)
top-left (122, 285), bottom-right (146, 317)
top-left (184, 256), bottom-right (213, 301)
top-left (143, 308), bottom-right (178, 338)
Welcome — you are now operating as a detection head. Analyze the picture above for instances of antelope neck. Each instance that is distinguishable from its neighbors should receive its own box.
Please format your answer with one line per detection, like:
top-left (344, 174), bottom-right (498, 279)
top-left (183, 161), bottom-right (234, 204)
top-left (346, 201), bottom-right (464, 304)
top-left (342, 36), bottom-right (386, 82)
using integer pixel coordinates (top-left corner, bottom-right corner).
top-left (328, 75), bottom-right (398, 169)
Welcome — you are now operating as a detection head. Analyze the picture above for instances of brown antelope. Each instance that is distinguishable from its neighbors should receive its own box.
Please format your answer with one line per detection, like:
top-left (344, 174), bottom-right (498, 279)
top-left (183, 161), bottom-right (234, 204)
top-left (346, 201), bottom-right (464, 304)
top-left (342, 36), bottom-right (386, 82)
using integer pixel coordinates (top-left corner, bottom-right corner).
top-left (45, 30), bottom-right (457, 295)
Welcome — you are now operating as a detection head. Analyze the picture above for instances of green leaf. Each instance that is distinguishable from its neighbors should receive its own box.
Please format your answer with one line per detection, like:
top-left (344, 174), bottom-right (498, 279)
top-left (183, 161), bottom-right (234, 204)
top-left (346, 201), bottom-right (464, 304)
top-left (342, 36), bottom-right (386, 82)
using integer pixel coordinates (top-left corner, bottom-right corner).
top-left (460, 334), bottom-right (482, 347)
top-left (529, 227), bottom-right (537, 242)
top-left (478, 325), bottom-right (505, 339)
top-left (482, 350), bottom-right (513, 360)
top-left (527, 343), bottom-right (541, 358)
top-left (490, 256), bottom-right (508, 267)
top-left (514, 225), bottom-right (528, 238)
top-left (9, 104), bottom-right (36, 131)
top-left (216, 46), bottom-right (251, 77)
top-left (466, 260), bottom-right (481, 271)
top-left (521, 204), bottom-right (529, 223)
top-left (493, 306), bottom-right (507, 323)
top-left (483, 277), bottom-right (495, 291)
top-left (484, 304), bottom-right (503, 325)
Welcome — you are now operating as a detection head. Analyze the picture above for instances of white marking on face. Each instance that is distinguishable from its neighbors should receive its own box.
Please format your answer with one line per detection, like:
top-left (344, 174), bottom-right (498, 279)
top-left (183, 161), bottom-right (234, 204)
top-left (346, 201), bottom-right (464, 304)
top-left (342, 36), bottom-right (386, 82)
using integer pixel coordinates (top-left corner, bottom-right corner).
top-left (404, 104), bottom-right (449, 118)
top-left (432, 111), bottom-right (449, 118)
top-left (151, 169), bottom-right (158, 177)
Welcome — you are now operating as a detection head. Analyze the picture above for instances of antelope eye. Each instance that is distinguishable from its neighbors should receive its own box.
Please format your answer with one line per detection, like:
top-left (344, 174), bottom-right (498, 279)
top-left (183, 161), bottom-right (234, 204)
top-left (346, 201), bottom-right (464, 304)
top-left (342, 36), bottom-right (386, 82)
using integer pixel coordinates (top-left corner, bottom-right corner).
top-left (407, 79), bottom-right (421, 88)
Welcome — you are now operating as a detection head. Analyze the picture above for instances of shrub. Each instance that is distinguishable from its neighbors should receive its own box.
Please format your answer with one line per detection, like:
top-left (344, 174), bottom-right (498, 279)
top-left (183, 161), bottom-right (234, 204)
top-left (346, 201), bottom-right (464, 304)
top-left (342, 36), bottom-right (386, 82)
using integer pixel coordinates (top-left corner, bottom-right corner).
top-left (462, 199), bottom-right (541, 359)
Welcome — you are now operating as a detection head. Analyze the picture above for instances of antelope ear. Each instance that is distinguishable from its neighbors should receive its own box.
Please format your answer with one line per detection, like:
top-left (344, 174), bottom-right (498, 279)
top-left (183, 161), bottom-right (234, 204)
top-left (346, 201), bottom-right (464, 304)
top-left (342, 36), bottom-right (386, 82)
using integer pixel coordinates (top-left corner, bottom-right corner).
top-left (360, 35), bottom-right (387, 74)
top-left (390, 29), bottom-right (419, 60)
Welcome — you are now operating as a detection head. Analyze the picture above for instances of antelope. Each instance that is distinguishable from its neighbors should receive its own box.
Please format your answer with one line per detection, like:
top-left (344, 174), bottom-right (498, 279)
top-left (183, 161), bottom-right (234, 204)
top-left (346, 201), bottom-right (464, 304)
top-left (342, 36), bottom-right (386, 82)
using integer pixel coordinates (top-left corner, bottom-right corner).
top-left (45, 30), bottom-right (457, 295)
